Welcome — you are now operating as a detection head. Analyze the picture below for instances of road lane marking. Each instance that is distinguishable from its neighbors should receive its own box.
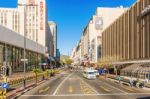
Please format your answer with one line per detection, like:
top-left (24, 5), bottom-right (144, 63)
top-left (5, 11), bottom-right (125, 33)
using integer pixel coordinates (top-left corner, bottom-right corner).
top-left (97, 80), bottom-right (127, 94)
top-left (39, 87), bottom-right (50, 94)
top-left (22, 92), bottom-right (150, 97)
top-left (86, 90), bottom-right (95, 94)
top-left (80, 82), bottom-right (95, 94)
top-left (122, 87), bottom-right (134, 92)
top-left (68, 86), bottom-right (73, 93)
top-left (52, 72), bottom-right (74, 95)
top-left (79, 78), bottom-right (99, 94)
top-left (99, 86), bottom-right (111, 92)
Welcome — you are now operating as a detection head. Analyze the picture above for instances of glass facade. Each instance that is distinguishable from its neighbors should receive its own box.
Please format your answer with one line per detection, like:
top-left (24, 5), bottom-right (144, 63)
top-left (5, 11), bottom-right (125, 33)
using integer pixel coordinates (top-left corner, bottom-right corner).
top-left (0, 42), bottom-right (42, 73)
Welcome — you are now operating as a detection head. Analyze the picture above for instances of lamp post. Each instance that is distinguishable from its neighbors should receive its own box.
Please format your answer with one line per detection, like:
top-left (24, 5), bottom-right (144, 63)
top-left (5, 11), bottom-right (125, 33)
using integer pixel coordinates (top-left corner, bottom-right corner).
top-left (18, 3), bottom-right (27, 89)
top-left (18, 2), bottom-right (38, 89)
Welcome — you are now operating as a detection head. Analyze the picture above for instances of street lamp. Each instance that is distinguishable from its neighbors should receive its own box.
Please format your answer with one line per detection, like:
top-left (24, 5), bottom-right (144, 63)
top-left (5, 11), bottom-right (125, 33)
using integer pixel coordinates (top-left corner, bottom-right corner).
top-left (18, 2), bottom-right (38, 89)
top-left (18, 3), bottom-right (27, 89)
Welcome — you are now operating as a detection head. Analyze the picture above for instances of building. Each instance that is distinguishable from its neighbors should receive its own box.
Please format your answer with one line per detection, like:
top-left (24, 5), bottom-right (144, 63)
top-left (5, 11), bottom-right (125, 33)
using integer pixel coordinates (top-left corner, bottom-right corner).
top-left (102, 0), bottom-right (150, 79)
top-left (56, 49), bottom-right (60, 62)
top-left (0, 0), bottom-right (47, 46)
top-left (48, 21), bottom-right (57, 57)
top-left (90, 7), bottom-right (127, 64)
top-left (0, 25), bottom-right (45, 73)
top-left (71, 7), bottom-right (127, 66)
top-left (102, 0), bottom-right (150, 62)
top-left (46, 23), bottom-right (54, 57)
top-left (0, 0), bottom-right (57, 74)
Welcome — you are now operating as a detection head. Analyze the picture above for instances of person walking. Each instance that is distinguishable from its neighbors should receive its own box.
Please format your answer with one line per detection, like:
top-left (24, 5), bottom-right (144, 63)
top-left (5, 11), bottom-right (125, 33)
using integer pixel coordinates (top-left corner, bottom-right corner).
top-left (130, 78), bottom-right (133, 87)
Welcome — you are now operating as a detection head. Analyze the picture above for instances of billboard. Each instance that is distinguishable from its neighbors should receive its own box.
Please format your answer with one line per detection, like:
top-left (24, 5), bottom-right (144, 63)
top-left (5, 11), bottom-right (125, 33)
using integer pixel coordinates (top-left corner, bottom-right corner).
top-left (95, 17), bottom-right (103, 30)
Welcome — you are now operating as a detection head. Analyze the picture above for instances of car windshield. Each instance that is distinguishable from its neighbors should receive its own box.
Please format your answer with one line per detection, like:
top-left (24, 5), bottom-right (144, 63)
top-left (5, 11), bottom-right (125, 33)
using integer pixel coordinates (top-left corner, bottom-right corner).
top-left (88, 72), bottom-right (95, 75)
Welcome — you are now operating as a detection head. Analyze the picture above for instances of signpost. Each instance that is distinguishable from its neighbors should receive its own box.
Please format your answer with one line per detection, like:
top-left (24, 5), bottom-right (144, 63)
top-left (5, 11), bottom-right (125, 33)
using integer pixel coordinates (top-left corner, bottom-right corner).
top-left (0, 75), bottom-right (8, 98)
top-left (0, 66), bottom-right (7, 76)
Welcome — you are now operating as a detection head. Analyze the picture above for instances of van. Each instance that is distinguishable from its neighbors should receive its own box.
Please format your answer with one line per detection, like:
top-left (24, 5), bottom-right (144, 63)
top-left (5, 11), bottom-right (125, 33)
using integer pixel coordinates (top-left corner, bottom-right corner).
top-left (83, 69), bottom-right (96, 79)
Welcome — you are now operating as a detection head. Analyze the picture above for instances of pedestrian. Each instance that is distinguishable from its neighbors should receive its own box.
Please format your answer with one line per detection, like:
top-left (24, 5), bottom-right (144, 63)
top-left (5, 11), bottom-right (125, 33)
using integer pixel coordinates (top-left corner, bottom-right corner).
top-left (133, 80), bottom-right (136, 87)
top-left (130, 78), bottom-right (133, 87)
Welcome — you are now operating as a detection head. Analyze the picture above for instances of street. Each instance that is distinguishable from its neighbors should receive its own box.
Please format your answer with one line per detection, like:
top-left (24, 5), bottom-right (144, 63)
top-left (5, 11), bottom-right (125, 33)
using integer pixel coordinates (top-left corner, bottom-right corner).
top-left (18, 70), bottom-right (150, 99)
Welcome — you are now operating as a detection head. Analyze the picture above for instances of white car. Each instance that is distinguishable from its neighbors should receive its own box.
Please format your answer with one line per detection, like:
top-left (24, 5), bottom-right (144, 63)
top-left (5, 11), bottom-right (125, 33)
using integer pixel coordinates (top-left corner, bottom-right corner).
top-left (83, 69), bottom-right (96, 79)
top-left (94, 70), bottom-right (99, 77)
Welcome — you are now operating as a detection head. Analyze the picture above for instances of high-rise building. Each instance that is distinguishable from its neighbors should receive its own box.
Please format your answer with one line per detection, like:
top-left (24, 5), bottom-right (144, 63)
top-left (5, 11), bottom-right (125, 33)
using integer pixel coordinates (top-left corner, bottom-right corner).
top-left (72, 7), bottom-right (127, 66)
top-left (0, 0), bottom-right (47, 46)
top-left (0, 0), bottom-right (56, 73)
top-left (102, 0), bottom-right (150, 63)
top-left (79, 7), bottom-right (127, 65)
top-left (48, 21), bottom-right (57, 57)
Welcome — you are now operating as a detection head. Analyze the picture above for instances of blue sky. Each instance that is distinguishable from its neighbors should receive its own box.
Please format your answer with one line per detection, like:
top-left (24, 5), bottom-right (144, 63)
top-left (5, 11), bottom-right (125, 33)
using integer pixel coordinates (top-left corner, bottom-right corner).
top-left (0, 0), bottom-right (136, 55)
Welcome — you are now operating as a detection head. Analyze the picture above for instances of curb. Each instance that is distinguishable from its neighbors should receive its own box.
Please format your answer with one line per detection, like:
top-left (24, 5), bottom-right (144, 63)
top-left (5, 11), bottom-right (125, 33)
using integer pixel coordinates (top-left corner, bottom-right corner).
top-left (7, 78), bottom-right (48, 99)
top-left (6, 71), bottom-right (62, 99)
top-left (7, 82), bottom-right (35, 99)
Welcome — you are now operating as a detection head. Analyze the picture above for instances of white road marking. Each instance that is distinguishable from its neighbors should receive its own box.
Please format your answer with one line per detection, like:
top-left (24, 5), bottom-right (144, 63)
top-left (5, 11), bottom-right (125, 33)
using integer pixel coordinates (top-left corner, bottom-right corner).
top-left (97, 80), bottom-right (128, 94)
top-left (79, 78), bottom-right (99, 94)
top-left (52, 72), bottom-right (74, 95)
top-left (22, 93), bottom-right (150, 97)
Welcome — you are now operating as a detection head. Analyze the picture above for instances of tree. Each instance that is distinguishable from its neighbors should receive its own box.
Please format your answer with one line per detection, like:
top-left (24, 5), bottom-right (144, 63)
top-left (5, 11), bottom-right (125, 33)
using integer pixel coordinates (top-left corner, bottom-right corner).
top-left (65, 58), bottom-right (73, 65)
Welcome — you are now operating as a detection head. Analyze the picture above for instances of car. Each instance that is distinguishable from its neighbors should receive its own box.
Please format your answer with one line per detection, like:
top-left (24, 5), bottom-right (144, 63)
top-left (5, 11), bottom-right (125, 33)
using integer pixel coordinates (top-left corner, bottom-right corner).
top-left (93, 70), bottom-right (99, 77)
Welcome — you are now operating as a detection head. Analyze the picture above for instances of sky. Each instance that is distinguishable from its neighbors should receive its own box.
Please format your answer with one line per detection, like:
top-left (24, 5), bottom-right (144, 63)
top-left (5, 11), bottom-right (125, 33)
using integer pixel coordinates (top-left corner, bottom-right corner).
top-left (0, 0), bottom-right (136, 55)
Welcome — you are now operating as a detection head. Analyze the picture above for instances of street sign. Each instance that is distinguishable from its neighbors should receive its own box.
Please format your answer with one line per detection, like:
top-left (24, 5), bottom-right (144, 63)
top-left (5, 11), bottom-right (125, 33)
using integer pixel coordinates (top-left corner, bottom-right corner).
top-left (21, 59), bottom-right (28, 62)
top-left (1, 83), bottom-right (9, 89)
top-left (0, 66), bottom-right (6, 76)
top-left (95, 17), bottom-right (103, 30)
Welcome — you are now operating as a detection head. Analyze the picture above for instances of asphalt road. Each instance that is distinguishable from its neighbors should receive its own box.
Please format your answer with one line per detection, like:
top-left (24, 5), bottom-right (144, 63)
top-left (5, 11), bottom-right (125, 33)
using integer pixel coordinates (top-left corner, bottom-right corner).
top-left (18, 71), bottom-right (150, 99)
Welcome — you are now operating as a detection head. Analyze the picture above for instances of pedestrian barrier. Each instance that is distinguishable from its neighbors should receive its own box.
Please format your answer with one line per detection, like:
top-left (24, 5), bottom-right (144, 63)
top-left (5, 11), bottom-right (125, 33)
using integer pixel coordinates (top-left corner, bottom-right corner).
top-left (1, 69), bottom-right (61, 93)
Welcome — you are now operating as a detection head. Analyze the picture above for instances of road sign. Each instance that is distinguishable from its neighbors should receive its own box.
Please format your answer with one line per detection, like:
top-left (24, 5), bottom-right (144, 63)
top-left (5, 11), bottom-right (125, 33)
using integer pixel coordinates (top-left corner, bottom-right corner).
top-left (0, 66), bottom-right (6, 76)
top-left (21, 59), bottom-right (28, 62)
top-left (1, 83), bottom-right (9, 89)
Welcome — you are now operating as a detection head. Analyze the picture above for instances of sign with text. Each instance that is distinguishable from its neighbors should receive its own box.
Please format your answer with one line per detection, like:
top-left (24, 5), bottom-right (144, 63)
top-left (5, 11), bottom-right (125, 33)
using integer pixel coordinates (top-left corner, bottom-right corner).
top-left (95, 17), bottom-right (103, 30)
top-left (40, 1), bottom-right (44, 30)
top-left (21, 59), bottom-right (28, 62)
top-left (28, 0), bottom-right (35, 5)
